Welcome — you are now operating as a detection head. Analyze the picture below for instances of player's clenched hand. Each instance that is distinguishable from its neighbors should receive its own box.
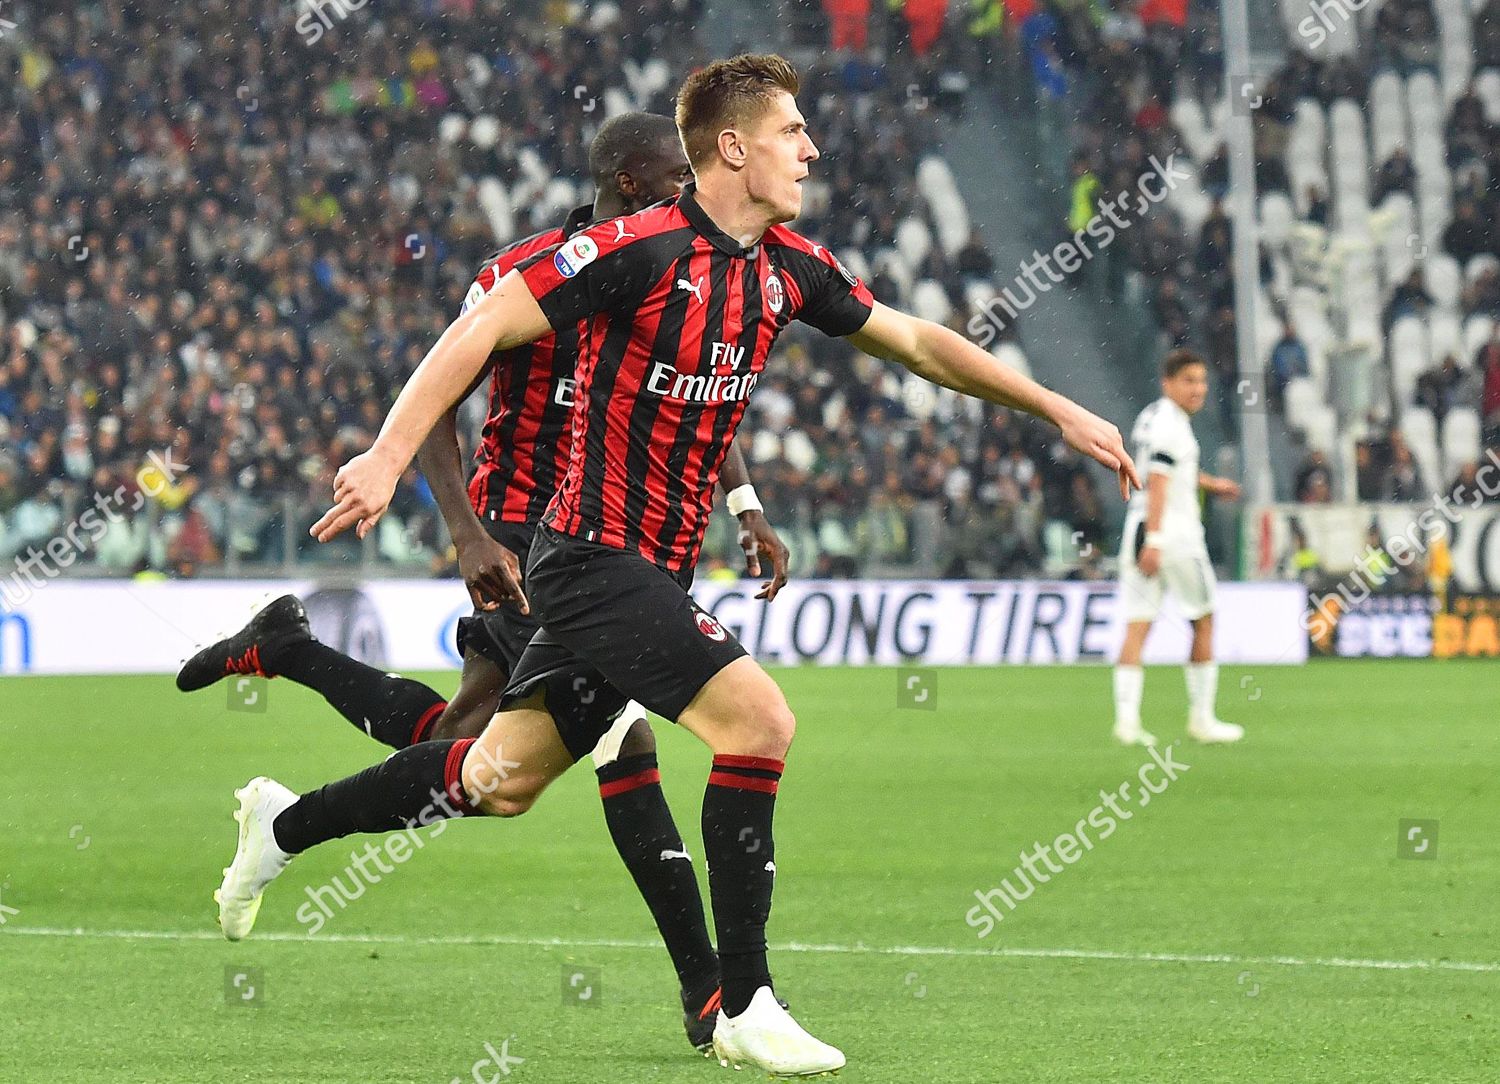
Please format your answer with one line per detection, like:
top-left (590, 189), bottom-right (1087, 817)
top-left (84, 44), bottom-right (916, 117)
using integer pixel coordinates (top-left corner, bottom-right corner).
top-left (737, 511), bottom-right (790, 601)
top-left (456, 533), bottom-right (530, 614)
top-left (1137, 545), bottom-right (1162, 577)
top-left (310, 450), bottom-right (402, 543)
top-left (1055, 401), bottom-right (1140, 500)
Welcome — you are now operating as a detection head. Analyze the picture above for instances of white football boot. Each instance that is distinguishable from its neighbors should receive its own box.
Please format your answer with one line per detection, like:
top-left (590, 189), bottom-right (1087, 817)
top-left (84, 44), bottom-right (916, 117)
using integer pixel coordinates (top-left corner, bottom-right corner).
top-left (712, 986), bottom-right (845, 1076)
top-left (214, 777), bottom-right (298, 940)
top-left (1112, 722), bottom-right (1158, 747)
top-left (1187, 717), bottom-right (1244, 743)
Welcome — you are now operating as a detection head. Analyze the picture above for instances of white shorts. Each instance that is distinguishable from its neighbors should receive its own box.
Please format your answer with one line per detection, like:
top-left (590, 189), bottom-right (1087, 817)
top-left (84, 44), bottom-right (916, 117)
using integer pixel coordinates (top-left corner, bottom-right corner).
top-left (1118, 542), bottom-right (1217, 623)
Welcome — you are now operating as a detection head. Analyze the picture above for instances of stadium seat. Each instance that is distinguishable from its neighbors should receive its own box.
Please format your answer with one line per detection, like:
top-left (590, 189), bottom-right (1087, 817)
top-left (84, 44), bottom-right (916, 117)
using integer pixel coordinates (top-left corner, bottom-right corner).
top-left (476, 177), bottom-right (515, 245)
top-left (1425, 254), bottom-right (1464, 310)
top-left (994, 341), bottom-right (1032, 379)
top-left (1477, 69), bottom-right (1500, 122)
top-left (1442, 406), bottom-right (1482, 480)
top-left (1464, 314), bottom-right (1496, 356)
top-left (1284, 377), bottom-right (1323, 433)
top-left (1429, 310), bottom-right (1465, 365)
top-left (911, 279), bottom-right (953, 325)
top-left (1169, 96), bottom-right (1216, 164)
top-left (1400, 406), bottom-right (1442, 491)
top-left (895, 217), bottom-right (934, 272)
top-left (1260, 191), bottom-right (1297, 247)
top-left (915, 157), bottom-right (970, 257)
top-left (1466, 253), bottom-right (1500, 284)
top-left (1390, 316), bottom-right (1430, 406)
top-left (468, 114), bottom-right (501, 150)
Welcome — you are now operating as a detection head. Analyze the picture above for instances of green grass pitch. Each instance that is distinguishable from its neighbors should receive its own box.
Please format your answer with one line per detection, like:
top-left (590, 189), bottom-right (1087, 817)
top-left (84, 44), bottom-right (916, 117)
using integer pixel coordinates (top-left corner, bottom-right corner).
top-left (2, 661), bottom-right (1497, 1082)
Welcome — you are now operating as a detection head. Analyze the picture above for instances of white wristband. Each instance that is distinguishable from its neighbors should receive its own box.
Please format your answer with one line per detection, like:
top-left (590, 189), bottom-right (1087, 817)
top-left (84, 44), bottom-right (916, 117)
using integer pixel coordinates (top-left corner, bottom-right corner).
top-left (1144, 531), bottom-right (1165, 548)
top-left (726, 484), bottom-right (763, 517)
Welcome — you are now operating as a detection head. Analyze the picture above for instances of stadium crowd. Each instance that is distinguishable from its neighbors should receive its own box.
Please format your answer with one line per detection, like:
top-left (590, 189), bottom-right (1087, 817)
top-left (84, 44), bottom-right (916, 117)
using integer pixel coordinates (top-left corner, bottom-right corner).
top-left (0, 0), bottom-right (1096, 581)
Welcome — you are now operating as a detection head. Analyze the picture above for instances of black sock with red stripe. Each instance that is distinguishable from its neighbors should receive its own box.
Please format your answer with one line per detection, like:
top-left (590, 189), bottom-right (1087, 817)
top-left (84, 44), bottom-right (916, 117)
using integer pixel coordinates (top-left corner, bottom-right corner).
top-left (596, 753), bottom-right (720, 1012)
top-left (272, 738), bottom-right (477, 854)
top-left (269, 641), bottom-right (448, 748)
top-left (702, 754), bottom-right (783, 1018)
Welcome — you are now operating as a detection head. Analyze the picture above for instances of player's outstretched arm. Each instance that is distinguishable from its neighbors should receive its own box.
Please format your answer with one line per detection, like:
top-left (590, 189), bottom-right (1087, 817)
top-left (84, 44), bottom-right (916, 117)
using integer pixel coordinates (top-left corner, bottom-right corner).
top-left (311, 270), bottom-right (552, 542)
top-left (415, 380), bottom-right (529, 614)
top-left (719, 436), bottom-right (789, 600)
top-left (1199, 472), bottom-right (1242, 500)
top-left (846, 302), bottom-right (1141, 499)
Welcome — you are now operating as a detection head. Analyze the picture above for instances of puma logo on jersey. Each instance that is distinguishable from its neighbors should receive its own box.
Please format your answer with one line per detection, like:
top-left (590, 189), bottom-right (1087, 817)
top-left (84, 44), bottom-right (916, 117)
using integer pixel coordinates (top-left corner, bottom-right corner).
top-left (659, 848), bottom-right (692, 862)
top-left (676, 276), bottom-right (705, 304)
top-left (609, 220), bottom-right (635, 243)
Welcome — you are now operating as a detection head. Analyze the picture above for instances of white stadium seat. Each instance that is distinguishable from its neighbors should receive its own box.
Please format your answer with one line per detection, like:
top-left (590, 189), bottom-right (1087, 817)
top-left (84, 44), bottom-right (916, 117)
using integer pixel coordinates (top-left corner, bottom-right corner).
top-left (1425, 254), bottom-right (1464, 310)
top-left (1429, 310), bottom-right (1464, 365)
top-left (1477, 70), bottom-right (1500, 123)
top-left (1400, 406), bottom-right (1442, 492)
top-left (894, 217), bottom-right (934, 273)
top-left (1390, 316), bottom-right (1430, 407)
top-left (1443, 407), bottom-right (1483, 480)
top-left (1464, 314), bottom-right (1496, 357)
top-left (911, 279), bottom-right (953, 325)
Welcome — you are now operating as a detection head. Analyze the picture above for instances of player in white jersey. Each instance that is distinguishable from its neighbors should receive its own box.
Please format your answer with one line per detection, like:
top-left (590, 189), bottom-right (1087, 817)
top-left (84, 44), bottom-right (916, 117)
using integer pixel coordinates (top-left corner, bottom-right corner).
top-left (1113, 350), bottom-right (1244, 745)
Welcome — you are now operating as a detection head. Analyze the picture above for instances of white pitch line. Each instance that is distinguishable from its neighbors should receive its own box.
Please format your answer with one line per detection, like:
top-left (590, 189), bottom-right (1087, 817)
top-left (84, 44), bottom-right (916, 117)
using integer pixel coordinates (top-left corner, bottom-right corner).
top-left (4, 925), bottom-right (1497, 975)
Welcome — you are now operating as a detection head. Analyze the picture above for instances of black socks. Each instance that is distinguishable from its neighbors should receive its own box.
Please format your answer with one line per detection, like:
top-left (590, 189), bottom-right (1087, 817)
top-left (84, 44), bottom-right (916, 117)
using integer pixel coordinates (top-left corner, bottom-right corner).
top-left (272, 738), bottom-right (477, 854)
top-left (702, 755), bottom-right (784, 1017)
top-left (596, 752), bottom-right (719, 1009)
top-left (270, 641), bottom-right (448, 748)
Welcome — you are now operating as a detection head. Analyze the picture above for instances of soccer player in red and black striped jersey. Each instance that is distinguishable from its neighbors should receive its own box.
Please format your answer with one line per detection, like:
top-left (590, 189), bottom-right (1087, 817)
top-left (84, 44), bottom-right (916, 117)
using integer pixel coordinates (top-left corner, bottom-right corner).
top-left (184, 114), bottom-right (787, 1053)
top-left (234, 56), bottom-right (1138, 1075)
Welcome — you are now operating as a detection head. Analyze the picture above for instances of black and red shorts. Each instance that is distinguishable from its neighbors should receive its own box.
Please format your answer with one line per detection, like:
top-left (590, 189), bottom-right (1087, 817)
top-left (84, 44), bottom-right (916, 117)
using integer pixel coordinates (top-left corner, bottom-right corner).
top-left (498, 523), bottom-right (748, 760)
top-left (454, 518), bottom-right (542, 674)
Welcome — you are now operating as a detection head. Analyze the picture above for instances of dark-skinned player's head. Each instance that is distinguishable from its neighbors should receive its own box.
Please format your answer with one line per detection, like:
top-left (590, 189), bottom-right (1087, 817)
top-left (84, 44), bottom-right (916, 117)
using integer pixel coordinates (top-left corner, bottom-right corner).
top-left (589, 112), bottom-right (692, 216)
top-left (1161, 348), bottom-right (1209, 415)
top-left (674, 54), bottom-right (816, 224)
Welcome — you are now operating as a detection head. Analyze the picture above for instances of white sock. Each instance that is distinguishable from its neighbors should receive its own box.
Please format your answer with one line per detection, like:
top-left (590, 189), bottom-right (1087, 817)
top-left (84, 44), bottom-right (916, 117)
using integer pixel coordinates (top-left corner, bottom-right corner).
top-left (1185, 662), bottom-right (1218, 725)
top-left (1113, 665), bottom-right (1144, 729)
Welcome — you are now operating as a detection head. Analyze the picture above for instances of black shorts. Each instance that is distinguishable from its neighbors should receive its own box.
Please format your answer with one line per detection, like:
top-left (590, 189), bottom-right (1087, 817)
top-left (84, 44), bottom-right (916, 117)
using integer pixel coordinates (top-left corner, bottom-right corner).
top-left (453, 518), bottom-right (542, 675)
top-left (498, 523), bottom-right (748, 760)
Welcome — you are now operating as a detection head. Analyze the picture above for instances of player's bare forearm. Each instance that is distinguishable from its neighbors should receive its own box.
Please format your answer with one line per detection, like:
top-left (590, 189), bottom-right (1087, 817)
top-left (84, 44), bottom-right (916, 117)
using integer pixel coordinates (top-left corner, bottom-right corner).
top-left (1199, 471), bottom-right (1241, 499)
top-left (717, 434), bottom-right (789, 600)
top-left (1146, 472), bottom-right (1169, 533)
top-left (417, 400), bottom-right (487, 547)
top-left (847, 303), bottom-right (1060, 420)
top-left (847, 302), bottom-right (1139, 496)
top-left (719, 435), bottom-right (753, 493)
top-left (373, 271), bottom-right (552, 471)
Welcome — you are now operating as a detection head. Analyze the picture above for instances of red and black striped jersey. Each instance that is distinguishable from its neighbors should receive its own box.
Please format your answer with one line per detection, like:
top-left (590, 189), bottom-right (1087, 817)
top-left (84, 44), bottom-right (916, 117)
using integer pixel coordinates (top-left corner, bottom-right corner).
top-left (462, 204), bottom-right (593, 527)
top-left (517, 183), bottom-right (875, 573)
